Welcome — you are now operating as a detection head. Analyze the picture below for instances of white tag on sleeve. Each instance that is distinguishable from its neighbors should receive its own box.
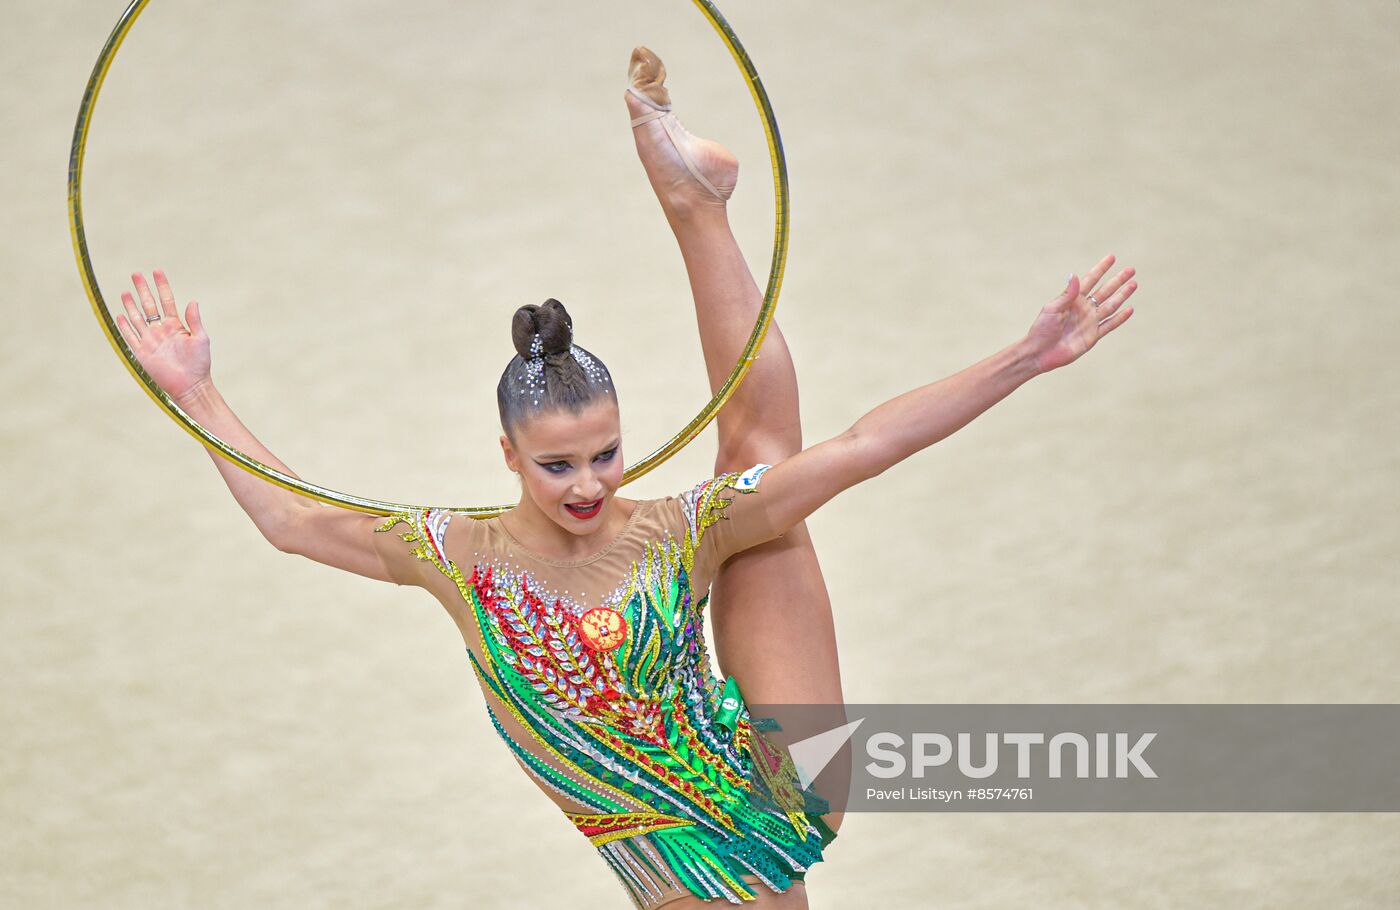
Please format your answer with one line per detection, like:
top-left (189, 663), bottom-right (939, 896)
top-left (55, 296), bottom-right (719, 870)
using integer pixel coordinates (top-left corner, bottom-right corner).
top-left (734, 463), bottom-right (773, 492)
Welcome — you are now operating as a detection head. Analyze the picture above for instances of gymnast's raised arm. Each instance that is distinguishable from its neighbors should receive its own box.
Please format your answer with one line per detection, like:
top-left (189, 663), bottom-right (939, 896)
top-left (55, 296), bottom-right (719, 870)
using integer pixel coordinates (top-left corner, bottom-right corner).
top-left (116, 270), bottom-right (396, 584)
top-left (729, 258), bottom-right (1138, 551)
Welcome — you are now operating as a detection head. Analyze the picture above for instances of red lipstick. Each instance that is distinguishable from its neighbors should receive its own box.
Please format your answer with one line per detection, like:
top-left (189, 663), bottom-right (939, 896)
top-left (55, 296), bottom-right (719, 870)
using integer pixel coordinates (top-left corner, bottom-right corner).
top-left (565, 498), bottom-right (602, 520)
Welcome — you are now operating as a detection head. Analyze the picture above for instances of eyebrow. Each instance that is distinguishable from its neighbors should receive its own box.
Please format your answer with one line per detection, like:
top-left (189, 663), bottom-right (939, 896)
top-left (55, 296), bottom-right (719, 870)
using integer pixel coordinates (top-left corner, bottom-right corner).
top-left (536, 440), bottom-right (620, 461)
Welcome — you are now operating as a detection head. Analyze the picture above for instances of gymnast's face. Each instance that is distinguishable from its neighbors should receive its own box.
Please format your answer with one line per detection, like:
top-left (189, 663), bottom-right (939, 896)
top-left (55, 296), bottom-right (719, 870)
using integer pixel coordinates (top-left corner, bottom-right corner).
top-left (500, 399), bottom-right (625, 534)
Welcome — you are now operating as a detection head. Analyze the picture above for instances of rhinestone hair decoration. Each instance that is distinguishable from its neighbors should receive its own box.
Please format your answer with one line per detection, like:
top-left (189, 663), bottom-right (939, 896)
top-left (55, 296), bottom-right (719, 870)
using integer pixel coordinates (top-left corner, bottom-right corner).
top-left (518, 323), bottom-right (614, 409)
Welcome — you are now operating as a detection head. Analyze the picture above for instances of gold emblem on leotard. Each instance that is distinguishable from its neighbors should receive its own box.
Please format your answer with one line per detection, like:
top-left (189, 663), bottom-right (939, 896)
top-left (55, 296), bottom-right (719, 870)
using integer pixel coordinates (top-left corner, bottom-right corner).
top-left (578, 607), bottom-right (628, 652)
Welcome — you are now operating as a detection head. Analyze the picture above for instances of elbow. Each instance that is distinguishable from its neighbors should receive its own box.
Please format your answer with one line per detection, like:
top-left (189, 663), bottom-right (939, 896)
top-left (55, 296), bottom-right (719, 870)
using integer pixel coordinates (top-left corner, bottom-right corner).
top-left (264, 512), bottom-right (302, 555)
top-left (841, 428), bottom-right (890, 483)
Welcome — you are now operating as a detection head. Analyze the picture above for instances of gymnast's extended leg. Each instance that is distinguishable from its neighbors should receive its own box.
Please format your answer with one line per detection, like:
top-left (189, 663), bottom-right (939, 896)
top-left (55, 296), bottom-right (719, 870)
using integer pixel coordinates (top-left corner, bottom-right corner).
top-left (625, 48), bottom-right (847, 844)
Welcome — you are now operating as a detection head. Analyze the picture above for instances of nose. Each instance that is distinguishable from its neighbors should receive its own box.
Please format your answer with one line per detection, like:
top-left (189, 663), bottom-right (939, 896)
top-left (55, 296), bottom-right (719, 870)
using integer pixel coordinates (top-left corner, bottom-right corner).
top-left (572, 468), bottom-right (604, 502)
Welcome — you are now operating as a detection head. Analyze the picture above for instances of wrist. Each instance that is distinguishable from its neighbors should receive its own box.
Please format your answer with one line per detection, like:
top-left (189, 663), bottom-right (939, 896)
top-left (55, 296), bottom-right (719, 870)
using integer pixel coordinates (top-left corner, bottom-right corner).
top-left (1007, 337), bottom-right (1046, 382)
top-left (174, 375), bottom-right (218, 411)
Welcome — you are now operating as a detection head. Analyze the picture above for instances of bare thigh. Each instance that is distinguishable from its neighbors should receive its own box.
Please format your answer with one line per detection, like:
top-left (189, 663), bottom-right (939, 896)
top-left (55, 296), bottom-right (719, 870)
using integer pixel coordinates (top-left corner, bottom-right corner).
top-left (651, 173), bottom-right (848, 834)
top-left (711, 466), bottom-right (848, 834)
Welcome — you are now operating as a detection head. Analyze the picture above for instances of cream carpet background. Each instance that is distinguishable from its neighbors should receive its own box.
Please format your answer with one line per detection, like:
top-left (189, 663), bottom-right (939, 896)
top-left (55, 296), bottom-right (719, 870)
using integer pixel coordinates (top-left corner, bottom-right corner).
top-left (3, 1), bottom-right (1397, 906)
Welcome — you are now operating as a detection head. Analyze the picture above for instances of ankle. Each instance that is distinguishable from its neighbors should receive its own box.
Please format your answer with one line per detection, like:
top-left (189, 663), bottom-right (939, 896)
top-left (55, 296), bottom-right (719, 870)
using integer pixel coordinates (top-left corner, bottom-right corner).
top-left (664, 195), bottom-right (730, 232)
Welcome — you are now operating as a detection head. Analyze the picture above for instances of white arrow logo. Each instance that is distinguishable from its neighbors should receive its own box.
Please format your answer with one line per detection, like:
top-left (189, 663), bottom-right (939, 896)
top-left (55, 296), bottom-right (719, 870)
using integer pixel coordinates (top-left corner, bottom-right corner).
top-left (788, 717), bottom-right (866, 789)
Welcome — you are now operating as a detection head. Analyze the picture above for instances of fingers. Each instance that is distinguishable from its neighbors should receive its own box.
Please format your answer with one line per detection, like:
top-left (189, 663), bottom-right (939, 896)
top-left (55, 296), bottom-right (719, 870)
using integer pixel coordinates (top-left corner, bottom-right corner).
top-left (1096, 273), bottom-right (1138, 334)
top-left (1090, 268), bottom-right (1135, 306)
top-left (120, 291), bottom-right (146, 342)
top-left (117, 270), bottom-right (199, 349)
top-left (132, 272), bottom-right (160, 321)
top-left (1050, 273), bottom-right (1080, 311)
top-left (1097, 303), bottom-right (1134, 336)
top-left (1081, 254), bottom-right (1138, 305)
top-left (115, 312), bottom-right (140, 347)
top-left (1078, 254), bottom-right (1137, 319)
top-left (1082, 253), bottom-right (1116, 295)
top-left (126, 270), bottom-right (193, 341)
top-left (152, 268), bottom-right (180, 320)
top-left (185, 300), bottom-right (205, 338)
top-left (1094, 275), bottom-right (1138, 321)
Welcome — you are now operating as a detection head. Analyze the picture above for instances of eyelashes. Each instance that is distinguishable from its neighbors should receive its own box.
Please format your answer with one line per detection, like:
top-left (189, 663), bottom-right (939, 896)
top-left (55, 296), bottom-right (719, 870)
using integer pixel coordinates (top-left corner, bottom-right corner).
top-left (541, 448), bottom-right (618, 474)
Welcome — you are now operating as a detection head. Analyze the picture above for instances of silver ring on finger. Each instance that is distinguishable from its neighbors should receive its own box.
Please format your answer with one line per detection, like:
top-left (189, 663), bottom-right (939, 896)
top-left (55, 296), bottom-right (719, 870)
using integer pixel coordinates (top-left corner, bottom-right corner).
top-left (1087, 293), bottom-right (1100, 307)
top-left (144, 313), bottom-right (162, 323)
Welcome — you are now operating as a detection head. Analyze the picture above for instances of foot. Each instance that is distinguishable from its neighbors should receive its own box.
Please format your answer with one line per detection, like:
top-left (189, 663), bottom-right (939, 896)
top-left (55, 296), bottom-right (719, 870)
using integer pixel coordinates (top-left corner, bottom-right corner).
top-left (625, 46), bottom-right (738, 217)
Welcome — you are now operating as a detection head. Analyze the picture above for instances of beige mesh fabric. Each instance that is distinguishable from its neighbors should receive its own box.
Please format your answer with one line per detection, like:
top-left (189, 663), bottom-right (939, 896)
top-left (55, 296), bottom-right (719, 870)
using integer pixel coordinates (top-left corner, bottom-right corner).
top-left (370, 465), bottom-right (783, 614)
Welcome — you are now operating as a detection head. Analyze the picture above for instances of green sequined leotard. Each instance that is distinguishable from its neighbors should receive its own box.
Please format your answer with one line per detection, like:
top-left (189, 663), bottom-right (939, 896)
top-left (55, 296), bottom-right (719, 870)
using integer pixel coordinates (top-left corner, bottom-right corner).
top-left (371, 464), bottom-right (833, 907)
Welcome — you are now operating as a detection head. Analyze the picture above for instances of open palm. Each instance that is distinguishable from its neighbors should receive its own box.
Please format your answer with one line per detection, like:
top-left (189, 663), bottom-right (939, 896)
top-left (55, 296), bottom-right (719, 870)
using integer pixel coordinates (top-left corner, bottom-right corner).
top-left (1026, 254), bottom-right (1137, 374)
top-left (114, 270), bottom-right (211, 401)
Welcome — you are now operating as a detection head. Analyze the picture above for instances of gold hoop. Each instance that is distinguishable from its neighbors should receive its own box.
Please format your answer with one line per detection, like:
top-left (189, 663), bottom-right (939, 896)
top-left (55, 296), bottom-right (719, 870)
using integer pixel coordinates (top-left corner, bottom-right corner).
top-left (69, 0), bottom-right (789, 518)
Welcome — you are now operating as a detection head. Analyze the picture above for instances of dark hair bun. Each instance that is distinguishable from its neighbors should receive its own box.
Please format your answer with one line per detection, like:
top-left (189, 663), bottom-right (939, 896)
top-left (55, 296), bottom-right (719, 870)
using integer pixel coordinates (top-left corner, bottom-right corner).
top-left (511, 298), bottom-right (574, 361)
top-left (496, 297), bottom-right (612, 433)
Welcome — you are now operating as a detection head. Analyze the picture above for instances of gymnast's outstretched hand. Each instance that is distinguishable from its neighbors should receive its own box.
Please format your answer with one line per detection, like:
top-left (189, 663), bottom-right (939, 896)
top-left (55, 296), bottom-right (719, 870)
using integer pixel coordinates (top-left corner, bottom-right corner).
top-left (115, 269), bottom-right (212, 402)
top-left (1024, 253), bottom-right (1137, 374)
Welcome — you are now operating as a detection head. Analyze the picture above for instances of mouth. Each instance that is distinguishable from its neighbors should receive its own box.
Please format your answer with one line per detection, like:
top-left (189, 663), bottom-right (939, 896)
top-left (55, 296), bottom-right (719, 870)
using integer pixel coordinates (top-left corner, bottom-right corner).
top-left (564, 498), bottom-right (603, 520)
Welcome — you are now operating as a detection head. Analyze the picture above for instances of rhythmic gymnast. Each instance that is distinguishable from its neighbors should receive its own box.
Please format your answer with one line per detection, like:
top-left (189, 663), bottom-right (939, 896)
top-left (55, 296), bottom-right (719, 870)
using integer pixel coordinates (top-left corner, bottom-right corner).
top-left (113, 47), bottom-right (1136, 908)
